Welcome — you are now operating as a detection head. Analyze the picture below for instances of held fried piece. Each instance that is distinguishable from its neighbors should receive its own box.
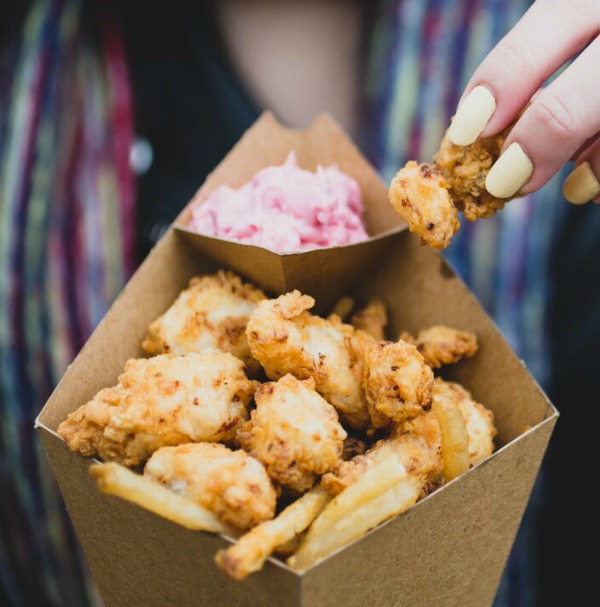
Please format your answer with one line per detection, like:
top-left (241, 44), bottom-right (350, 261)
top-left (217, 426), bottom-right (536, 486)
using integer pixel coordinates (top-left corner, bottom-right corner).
top-left (144, 442), bottom-right (277, 530)
top-left (246, 290), bottom-right (372, 429)
top-left (363, 341), bottom-right (434, 428)
top-left (237, 375), bottom-right (347, 493)
top-left (399, 325), bottom-right (478, 368)
top-left (58, 352), bottom-right (255, 467)
top-left (90, 462), bottom-right (235, 535)
top-left (350, 298), bottom-right (388, 341)
top-left (142, 271), bottom-right (266, 373)
top-left (434, 120), bottom-right (514, 221)
top-left (389, 161), bottom-right (459, 250)
top-left (216, 485), bottom-right (331, 580)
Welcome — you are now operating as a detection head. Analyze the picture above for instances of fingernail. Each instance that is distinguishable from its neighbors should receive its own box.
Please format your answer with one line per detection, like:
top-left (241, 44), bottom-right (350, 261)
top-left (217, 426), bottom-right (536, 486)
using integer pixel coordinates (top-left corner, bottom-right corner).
top-left (485, 143), bottom-right (533, 198)
top-left (562, 162), bottom-right (600, 205)
top-left (448, 85), bottom-right (496, 146)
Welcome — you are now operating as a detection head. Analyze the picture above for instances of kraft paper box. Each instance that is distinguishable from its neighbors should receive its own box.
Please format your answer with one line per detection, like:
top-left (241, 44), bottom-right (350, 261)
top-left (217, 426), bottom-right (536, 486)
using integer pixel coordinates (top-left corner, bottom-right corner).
top-left (36, 114), bottom-right (557, 607)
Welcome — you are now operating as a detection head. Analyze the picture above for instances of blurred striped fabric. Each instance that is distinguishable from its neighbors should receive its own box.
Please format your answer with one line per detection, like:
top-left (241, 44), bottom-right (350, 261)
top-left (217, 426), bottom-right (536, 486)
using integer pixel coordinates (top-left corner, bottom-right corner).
top-left (0, 0), bottom-right (134, 605)
top-left (0, 0), bottom-right (568, 605)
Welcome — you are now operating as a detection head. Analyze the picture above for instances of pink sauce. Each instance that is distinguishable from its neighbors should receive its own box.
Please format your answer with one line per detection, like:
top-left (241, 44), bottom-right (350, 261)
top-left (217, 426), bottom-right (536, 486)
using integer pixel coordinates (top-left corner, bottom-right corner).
top-left (190, 152), bottom-right (369, 252)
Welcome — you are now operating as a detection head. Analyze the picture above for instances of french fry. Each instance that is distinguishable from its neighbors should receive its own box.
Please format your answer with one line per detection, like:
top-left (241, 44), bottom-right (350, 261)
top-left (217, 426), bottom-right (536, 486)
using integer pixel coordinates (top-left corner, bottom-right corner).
top-left (215, 485), bottom-right (331, 580)
top-left (288, 459), bottom-right (420, 571)
top-left (90, 463), bottom-right (234, 535)
top-left (330, 296), bottom-right (355, 321)
top-left (433, 398), bottom-right (469, 482)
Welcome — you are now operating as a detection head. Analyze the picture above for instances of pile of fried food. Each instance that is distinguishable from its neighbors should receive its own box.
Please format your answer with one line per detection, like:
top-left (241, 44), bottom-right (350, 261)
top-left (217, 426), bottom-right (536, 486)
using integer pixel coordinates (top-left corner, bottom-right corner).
top-left (58, 270), bottom-right (496, 580)
top-left (389, 121), bottom-right (514, 250)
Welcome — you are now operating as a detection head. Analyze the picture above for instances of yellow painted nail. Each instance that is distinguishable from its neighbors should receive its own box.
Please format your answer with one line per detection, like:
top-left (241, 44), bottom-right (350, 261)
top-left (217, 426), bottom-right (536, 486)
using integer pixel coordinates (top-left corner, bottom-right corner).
top-left (562, 162), bottom-right (600, 205)
top-left (485, 143), bottom-right (533, 199)
top-left (448, 86), bottom-right (496, 146)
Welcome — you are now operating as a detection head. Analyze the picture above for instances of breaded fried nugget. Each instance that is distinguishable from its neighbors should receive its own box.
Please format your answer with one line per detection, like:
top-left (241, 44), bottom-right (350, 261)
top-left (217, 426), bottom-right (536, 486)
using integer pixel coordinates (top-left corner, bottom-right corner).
top-left (322, 410), bottom-right (442, 498)
top-left (246, 291), bottom-right (372, 429)
top-left (237, 375), bottom-right (347, 493)
top-left (58, 352), bottom-right (255, 466)
top-left (389, 161), bottom-right (459, 250)
top-left (400, 325), bottom-right (478, 368)
top-left (434, 121), bottom-right (514, 221)
top-left (350, 298), bottom-right (388, 341)
top-left (433, 379), bottom-right (496, 465)
top-left (363, 341), bottom-right (434, 428)
top-left (144, 443), bottom-right (276, 529)
top-left (142, 270), bottom-right (266, 373)
top-left (323, 379), bottom-right (497, 496)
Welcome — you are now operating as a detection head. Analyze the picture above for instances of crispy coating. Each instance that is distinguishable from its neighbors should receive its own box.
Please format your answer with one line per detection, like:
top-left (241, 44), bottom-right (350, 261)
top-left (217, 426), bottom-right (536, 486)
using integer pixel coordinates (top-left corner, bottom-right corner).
top-left (142, 271), bottom-right (266, 373)
top-left (400, 325), bottom-right (478, 368)
top-left (144, 443), bottom-right (276, 529)
top-left (434, 121), bottom-right (514, 221)
top-left (237, 375), bottom-right (347, 493)
top-left (322, 410), bottom-right (442, 498)
top-left (363, 341), bottom-right (434, 428)
top-left (389, 161), bottom-right (459, 250)
top-left (246, 291), bottom-right (372, 429)
top-left (341, 436), bottom-right (368, 461)
top-left (322, 378), bottom-right (497, 495)
top-left (58, 352), bottom-right (255, 466)
top-left (350, 298), bottom-right (388, 341)
top-left (432, 379), bottom-right (496, 465)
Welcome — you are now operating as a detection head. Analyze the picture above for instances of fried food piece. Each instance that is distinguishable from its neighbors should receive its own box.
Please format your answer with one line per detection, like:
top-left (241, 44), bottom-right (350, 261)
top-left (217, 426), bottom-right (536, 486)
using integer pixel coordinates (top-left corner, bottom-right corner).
top-left (237, 375), bottom-right (347, 492)
top-left (290, 459), bottom-right (420, 571)
top-left (90, 462), bottom-right (234, 534)
top-left (323, 378), bottom-right (496, 495)
top-left (58, 352), bottom-right (255, 466)
top-left (246, 291), bottom-right (372, 429)
top-left (351, 298), bottom-right (388, 341)
top-left (216, 485), bottom-right (331, 580)
top-left (144, 442), bottom-right (276, 530)
top-left (433, 379), bottom-right (496, 465)
top-left (341, 436), bottom-right (368, 461)
top-left (434, 120), bottom-right (514, 221)
top-left (399, 325), bottom-right (478, 368)
top-left (142, 271), bottom-right (266, 373)
top-left (389, 161), bottom-right (459, 250)
top-left (432, 395), bottom-right (469, 482)
top-left (362, 341), bottom-right (434, 428)
top-left (322, 409), bottom-right (443, 498)
top-left (329, 296), bottom-right (355, 321)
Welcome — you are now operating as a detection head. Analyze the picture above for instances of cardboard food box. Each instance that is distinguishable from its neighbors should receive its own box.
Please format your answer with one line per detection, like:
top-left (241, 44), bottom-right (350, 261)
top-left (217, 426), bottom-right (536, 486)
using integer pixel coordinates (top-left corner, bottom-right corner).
top-left (36, 114), bottom-right (557, 607)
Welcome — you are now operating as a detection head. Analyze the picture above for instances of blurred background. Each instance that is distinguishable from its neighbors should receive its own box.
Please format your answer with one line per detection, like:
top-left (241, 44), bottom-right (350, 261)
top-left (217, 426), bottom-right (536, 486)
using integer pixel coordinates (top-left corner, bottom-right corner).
top-left (0, 1), bottom-right (597, 605)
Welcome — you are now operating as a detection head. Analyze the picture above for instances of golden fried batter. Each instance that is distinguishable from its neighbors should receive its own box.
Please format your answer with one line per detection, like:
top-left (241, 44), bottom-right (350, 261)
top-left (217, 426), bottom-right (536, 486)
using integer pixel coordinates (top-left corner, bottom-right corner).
top-left (144, 443), bottom-right (276, 529)
top-left (389, 161), bottom-right (459, 250)
top-left (237, 375), bottom-right (347, 493)
top-left (432, 379), bottom-right (496, 465)
top-left (322, 410), bottom-right (442, 498)
top-left (58, 352), bottom-right (255, 466)
top-left (142, 271), bottom-right (266, 373)
top-left (350, 298), bottom-right (388, 341)
top-left (400, 325), bottom-right (478, 368)
top-left (362, 341), bottom-right (434, 428)
top-left (434, 121), bottom-right (514, 221)
top-left (322, 378), bottom-right (496, 496)
top-left (246, 291), bottom-right (372, 429)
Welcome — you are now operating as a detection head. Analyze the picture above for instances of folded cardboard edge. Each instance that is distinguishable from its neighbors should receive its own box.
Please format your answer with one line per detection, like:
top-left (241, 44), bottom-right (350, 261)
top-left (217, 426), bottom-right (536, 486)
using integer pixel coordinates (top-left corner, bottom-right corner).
top-left (34, 410), bottom-right (557, 578)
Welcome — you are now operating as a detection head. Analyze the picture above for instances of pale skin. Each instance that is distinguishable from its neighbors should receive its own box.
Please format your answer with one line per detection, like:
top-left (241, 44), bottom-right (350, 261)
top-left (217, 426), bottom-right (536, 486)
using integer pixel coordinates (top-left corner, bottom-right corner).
top-left (219, 0), bottom-right (600, 204)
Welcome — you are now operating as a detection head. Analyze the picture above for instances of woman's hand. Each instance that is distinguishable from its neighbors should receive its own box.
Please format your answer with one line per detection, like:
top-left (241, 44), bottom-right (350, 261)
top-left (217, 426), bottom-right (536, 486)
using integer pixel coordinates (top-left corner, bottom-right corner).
top-left (448, 0), bottom-right (600, 204)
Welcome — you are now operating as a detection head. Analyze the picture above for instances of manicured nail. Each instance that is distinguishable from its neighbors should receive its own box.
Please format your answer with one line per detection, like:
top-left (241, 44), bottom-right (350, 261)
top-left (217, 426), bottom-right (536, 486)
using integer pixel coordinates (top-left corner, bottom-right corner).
top-left (562, 162), bottom-right (600, 205)
top-left (485, 143), bottom-right (533, 198)
top-left (448, 85), bottom-right (496, 146)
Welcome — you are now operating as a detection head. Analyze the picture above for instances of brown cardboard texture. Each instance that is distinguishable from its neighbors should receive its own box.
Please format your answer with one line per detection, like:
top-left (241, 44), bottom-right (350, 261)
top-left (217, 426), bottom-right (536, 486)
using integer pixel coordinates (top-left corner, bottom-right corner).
top-left (36, 116), bottom-right (557, 607)
top-left (174, 112), bottom-right (405, 312)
